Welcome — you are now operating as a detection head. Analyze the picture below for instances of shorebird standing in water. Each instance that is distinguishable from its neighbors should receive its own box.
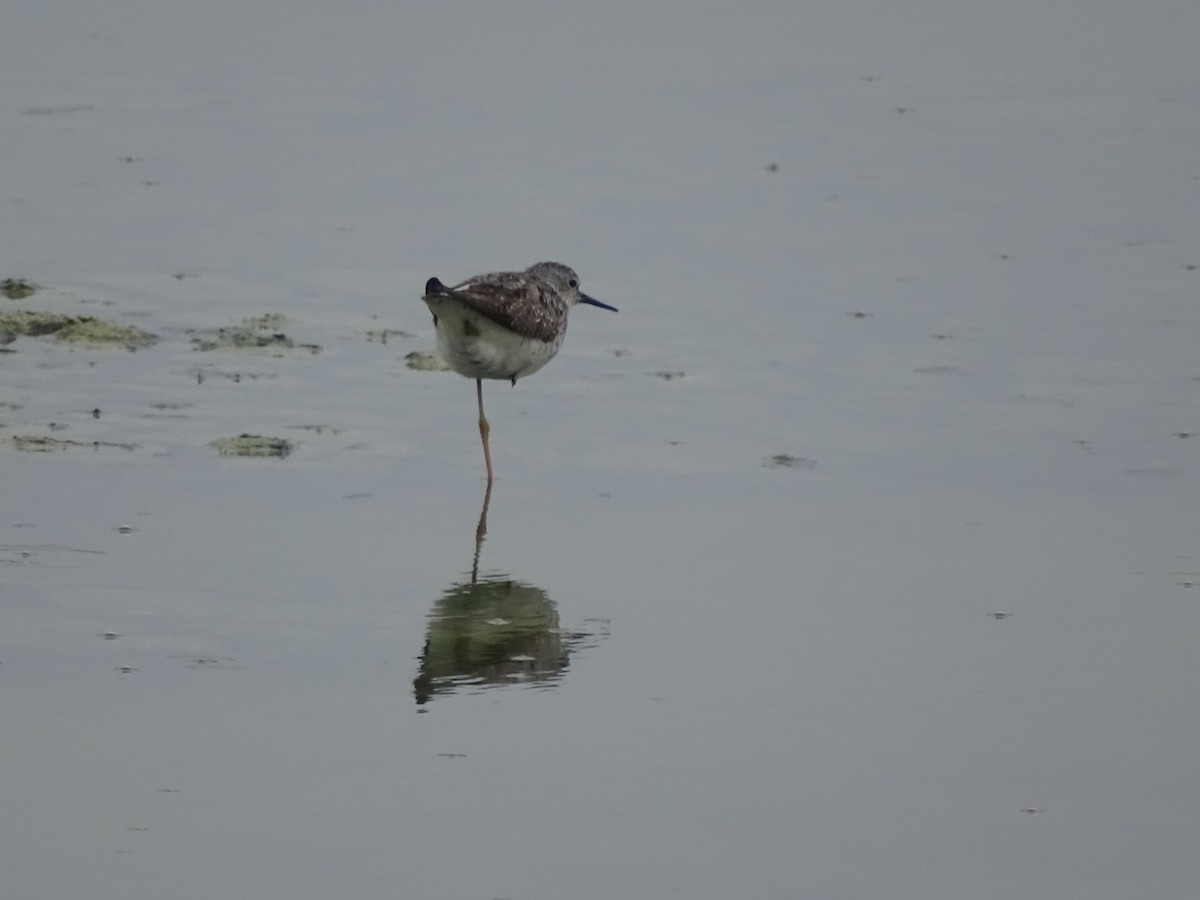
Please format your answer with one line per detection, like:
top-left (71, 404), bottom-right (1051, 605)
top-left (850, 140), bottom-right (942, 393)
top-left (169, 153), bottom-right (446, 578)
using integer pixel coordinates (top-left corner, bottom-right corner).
top-left (422, 261), bottom-right (617, 485)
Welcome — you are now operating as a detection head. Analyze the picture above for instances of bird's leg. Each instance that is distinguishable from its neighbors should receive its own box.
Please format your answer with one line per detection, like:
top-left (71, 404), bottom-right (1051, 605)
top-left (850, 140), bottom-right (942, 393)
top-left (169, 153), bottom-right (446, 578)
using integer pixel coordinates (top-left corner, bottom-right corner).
top-left (476, 378), bottom-right (494, 485)
top-left (472, 479), bottom-right (493, 584)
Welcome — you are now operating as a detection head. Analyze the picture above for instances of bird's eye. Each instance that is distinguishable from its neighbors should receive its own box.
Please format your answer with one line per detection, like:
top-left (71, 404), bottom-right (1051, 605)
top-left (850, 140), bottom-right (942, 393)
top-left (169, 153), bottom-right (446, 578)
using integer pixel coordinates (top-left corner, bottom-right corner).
top-left (568, 279), bottom-right (578, 288)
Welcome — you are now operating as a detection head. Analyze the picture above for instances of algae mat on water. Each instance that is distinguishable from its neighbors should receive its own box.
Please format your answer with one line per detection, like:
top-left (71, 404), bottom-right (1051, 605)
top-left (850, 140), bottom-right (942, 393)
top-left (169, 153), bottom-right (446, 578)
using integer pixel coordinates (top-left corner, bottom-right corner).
top-left (1, 278), bottom-right (40, 300)
top-left (190, 313), bottom-right (320, 355)
top-left (10, 435), bottom-right (138, 452)
top-left (0, 310), bottom-right (156, 350)
top-left (210, 434), bottom-right (294, 458)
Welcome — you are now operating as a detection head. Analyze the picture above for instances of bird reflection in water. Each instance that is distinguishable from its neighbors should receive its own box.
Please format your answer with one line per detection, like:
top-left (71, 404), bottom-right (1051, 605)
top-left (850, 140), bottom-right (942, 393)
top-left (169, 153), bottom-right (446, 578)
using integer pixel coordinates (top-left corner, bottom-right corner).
top-left (412, 573), bottom-right (568, 705)
top-left (414, 483), bottom-right (605, 706)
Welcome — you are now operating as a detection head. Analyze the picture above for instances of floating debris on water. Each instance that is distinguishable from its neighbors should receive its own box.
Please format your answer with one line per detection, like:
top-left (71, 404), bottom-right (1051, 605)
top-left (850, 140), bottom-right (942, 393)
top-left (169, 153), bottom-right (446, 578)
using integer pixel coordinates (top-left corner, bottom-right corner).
top-left (190, 313), bottom-right (320, 355)
top-left (765, 454), bottom-right (817, 469)
top-left (1, 278), bottom-right (39, 300)
top-left (210, 434), bottom-right (293, 458)
top-left (366, 328), bottom-right (415, 343)
top-left (10, 434), bottom-right (139, 452)
top-left (189, 367), bottom-right (276, 385)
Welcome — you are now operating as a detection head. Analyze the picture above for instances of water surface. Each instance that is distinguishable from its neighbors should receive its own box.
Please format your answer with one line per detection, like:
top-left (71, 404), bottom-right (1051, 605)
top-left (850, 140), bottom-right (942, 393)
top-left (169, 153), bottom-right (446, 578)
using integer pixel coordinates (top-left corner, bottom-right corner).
top-left (3, 2), bottom-right (1199, 898)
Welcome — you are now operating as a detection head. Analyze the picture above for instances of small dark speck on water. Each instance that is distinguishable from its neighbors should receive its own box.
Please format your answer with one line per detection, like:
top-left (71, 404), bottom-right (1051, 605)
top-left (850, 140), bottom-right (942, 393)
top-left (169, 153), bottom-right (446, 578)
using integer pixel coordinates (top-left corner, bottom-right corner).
top-left (848, 311), bottom-right (872, 319)
top-left (764, 162), bottom-right (779, 172)
top-left (652, 371), bottom-right (686, 381)
top-left (766, 454), bottom-right (816, 470)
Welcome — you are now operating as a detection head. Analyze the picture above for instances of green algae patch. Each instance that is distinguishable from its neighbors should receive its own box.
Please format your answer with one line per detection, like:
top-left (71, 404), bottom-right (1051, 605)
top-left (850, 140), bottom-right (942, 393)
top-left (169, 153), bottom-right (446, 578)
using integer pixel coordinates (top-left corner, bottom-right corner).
top-left (211, 434), bottom-right (293, 458)
top-left (404, 349), bottom-right (450, 371)
top-left (191, 314), bottom-right (320, 356)
top-left (0, 310), bottom-right (156, 350)
top-left (12, 435), bottom-right (75, 452)
top-left (11, 434), bottom-right (138, 452)
top-left (58, 317), bottom-right (158, 349)
top-left (1, 278), bottom-right (39, 300)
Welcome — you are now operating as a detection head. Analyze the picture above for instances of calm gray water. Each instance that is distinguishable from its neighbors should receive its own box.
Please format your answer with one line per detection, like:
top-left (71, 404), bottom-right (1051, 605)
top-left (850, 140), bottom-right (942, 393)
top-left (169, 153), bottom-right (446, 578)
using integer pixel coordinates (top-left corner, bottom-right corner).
top-left (3, 1), bottom-right (1199, 898)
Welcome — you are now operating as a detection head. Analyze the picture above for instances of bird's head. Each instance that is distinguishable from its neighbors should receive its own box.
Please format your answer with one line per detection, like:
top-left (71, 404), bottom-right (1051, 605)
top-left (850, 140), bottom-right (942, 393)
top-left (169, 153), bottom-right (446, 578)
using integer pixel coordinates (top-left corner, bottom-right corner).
top-left (526, 262), bottom-right (617, 312)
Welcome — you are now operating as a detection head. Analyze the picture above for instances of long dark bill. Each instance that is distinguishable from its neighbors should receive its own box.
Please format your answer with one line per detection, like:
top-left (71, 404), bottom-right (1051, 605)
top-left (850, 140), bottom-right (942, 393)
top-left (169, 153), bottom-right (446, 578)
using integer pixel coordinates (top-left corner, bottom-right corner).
top-left (580, 294), bottom-right (618, 312)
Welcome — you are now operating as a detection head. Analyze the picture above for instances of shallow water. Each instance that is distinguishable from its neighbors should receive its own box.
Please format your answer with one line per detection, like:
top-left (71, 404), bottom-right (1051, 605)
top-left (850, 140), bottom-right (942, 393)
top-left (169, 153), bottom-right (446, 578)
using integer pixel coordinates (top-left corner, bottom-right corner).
top-left (3, 2), bottom-right (1199, 898)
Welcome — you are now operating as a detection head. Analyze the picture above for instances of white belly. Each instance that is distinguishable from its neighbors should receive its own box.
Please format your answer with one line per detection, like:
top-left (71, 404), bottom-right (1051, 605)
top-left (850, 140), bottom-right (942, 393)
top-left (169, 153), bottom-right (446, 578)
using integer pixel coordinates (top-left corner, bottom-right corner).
top-left (427, 298), bottom-right (564, 382)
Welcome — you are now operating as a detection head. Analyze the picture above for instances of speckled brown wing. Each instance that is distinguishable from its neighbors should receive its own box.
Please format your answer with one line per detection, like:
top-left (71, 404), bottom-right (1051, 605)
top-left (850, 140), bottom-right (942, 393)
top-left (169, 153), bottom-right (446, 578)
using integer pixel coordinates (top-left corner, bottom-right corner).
top-left (442, 274), bottom-right (566, 345)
